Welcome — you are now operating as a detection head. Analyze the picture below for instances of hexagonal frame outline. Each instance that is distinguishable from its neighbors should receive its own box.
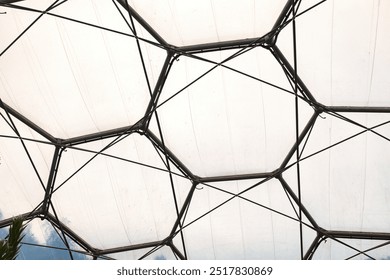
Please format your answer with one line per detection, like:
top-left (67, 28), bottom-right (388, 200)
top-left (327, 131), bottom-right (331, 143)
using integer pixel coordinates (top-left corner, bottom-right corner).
top-left (0, 0), bottom-right (390, 260)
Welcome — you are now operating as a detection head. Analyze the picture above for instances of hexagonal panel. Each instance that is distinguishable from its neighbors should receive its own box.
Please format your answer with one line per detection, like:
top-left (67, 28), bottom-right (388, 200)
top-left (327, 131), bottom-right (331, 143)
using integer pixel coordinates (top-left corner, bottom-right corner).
top-left (151, 47), bottom-right (314, 177)
top-left (0, 0), bottom-right (52, 52)
top-left (175, 178), bottom-right (317, 259)
top-left (0, 0), bottom-right (166, 139)
top-left (277, 0), bottom-right (390, 106)
top-left (127, 0), bottom-right (288, 46)
top-left (0, 107), bottom-right (53, 220)
top-left (1, 0), bottom-right (390, 261)
top-left (51, 133), bottom-right (192, 250)
top-left (283, 113), bottom-right (390, 232)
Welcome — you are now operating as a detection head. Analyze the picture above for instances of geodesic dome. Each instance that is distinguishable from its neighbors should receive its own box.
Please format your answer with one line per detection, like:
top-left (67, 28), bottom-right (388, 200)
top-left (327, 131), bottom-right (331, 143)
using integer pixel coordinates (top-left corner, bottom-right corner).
top-left (1, 0), bottom-right (390, 260)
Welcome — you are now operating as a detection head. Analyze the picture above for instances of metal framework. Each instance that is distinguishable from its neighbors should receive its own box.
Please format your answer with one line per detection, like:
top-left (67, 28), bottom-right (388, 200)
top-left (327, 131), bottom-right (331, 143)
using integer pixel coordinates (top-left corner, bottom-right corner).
top-left (1, 0), bottom-right (390, 260)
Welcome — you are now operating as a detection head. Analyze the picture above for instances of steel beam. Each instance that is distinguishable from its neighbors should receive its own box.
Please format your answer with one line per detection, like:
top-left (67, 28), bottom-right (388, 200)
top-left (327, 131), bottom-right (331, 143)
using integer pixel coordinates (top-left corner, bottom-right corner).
top-left (327, 106), bottom-right (390, 114)
top-left (168, 182), bottom-right (197, 260)
top-left (303, 233), bottom-right (323, 260)
top-left (168, 242), bottom-right (186, 260)
top-left (146, 129), bottom-right (195, 180)
top-left (0, 211), bottom-right (42, 229)
top-left (0, 101), bottom-right (57, 143)
top-left (60, 122), bottom-right (143, 146)
top-left (116, 0), bottom-right (169, 47)
top-left (46, 212), bottom-right (95, 254)
top-left (96, 240), bottom-right (164, 256)
top-left (199, 171), bottom-right (275, 184)
top-left (177, 37), bottom-right (269, 54)
top-left (278, 175), bottom-right (319, 229)
top-left (272, 0), bottom-right (295, 34)
top-left (271, 45), bottom-right (317, 103)
top-left (42, 146), bottom-right (62, 215)
top-left (280, 111), bottom-right (319, 169)
top-left (324, 230), bottom-right (390, 241)
top-left (170, 183), bottom-right (198, 237)
top-left (0, 1), bottom-right (25, 4)
top-left (143, 53), bottom-right (175, 129)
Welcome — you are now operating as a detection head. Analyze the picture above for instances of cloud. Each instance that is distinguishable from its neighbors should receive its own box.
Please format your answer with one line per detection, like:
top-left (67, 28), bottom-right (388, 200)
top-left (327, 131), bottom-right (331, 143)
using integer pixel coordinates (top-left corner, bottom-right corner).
top-left (27, 219), bottom-right (53, 245)
top-left (154, 254), bottom-right (167, 260)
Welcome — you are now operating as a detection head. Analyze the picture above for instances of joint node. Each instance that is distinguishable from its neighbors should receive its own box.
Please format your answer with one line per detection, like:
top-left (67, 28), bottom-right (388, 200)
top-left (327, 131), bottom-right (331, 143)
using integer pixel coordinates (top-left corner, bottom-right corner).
top-left (312, 103), bottom-right (325, 114)
top-left (263, 34), bottom-right (277, 49)
top-left (135, 128), bottom-right (145, 136)
top-left (273, 168), bottom-right (282, 179)
top-left (192, 176), bottom-right (202, 185)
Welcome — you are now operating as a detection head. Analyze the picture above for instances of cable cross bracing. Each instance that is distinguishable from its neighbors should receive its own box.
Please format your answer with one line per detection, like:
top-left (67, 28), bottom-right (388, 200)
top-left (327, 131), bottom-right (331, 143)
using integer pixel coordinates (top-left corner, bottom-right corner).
top-left (1, 0), bottom-right (390, 260)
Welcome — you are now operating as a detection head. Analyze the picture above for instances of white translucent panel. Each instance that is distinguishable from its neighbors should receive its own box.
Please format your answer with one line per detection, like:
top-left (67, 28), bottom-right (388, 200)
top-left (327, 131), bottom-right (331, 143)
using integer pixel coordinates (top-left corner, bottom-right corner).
top-left (14, 0), bottom-right (52, 9)
top-left (313, 238), bottom-right (390, 260)
top-left (0, 5), bottom-right (166, 139)
top-left (1, 0), bottom-right (158, 43)
top-left (284, 113), bottom-right (390, 232)
top-left (1, 0), bottom-right (390, 261)
top-left (51, 134), bottom-right (178, 249)
top-left (53, 0), bottom-right (165, 79)
top-left (108, 246), bottom-right (177, 260)
top-left (238, 180), bottom-right (317, 259)
top-left (53, 0), bottom-right (162, 52)
top-left (278, 0), bottom-right (390, 106)
top-left (0, 0), bottom-right (53, 51)
top-left (128, 0), bottom-right (287, 46)
top-left (179, 179), bottom-right (310, 259)
top-left (53, 0), bottom-right (131, 34)
top-left (0, 108), bottom-right (52, 219)
top-left (51, 0), bottom-right (165, 81)
top-left (154, 48), bottom-right (313, 177)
